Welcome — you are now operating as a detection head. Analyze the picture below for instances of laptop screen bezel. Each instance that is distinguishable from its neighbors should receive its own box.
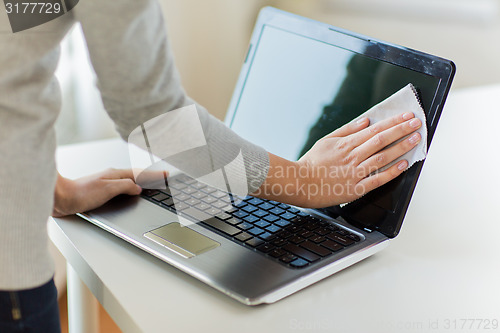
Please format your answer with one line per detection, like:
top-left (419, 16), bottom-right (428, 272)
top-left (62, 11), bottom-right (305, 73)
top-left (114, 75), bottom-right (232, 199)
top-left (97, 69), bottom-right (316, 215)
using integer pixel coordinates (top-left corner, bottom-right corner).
top-left (224, 7), bottom-right (455, 238)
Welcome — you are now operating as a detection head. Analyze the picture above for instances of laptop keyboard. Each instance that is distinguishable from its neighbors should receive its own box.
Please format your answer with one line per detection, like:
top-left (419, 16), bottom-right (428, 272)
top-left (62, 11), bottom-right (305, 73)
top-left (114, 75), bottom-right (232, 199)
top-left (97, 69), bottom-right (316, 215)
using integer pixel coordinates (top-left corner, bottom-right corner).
top-left (141, 175), bottom-right (362, 269)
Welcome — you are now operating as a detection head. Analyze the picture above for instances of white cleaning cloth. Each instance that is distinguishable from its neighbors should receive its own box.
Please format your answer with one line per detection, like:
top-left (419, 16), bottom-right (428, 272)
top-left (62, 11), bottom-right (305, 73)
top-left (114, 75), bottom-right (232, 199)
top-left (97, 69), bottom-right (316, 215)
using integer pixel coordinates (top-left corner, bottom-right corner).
top-left (354, 83), bottom-right (428, 172)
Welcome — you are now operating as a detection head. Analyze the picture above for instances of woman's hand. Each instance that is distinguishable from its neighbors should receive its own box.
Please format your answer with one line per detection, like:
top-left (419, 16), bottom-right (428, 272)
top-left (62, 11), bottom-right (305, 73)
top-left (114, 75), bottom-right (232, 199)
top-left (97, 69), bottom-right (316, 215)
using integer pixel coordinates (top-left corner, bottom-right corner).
top-left (53, 168), bottom-right (142, 217)
top-left (253, 112), bottom-right (422, 208)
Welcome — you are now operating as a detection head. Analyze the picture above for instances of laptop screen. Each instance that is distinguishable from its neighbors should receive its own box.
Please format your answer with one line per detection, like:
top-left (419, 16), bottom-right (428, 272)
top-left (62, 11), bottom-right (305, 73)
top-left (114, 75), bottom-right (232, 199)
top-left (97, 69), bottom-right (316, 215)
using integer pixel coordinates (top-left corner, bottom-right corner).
top-left (228, 22), bottom-right (451, 237)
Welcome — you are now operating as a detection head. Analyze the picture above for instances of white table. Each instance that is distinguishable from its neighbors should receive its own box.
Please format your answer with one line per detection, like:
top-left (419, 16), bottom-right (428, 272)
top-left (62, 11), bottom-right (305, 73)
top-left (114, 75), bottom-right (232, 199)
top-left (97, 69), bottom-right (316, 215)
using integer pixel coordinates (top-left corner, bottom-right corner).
top-left (50, 85), bottom-right (500, 333)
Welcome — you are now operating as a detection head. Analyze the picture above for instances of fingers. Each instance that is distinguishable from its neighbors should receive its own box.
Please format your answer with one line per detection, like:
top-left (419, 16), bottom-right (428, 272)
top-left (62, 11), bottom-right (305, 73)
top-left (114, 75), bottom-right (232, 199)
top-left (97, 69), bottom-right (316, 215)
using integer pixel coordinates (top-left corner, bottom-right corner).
top-left (355, 160), bottom-right (408, 195)
top-left (352, 117), bottom-right (422, 166)
top-left (106, 178), bottom-right (142, 197)
top-left (357, 132), bottom-right (421, 176)
top-left (348, 112), bottom-right (415, 147)
top-left (325, 117), bottom-right (370, 138)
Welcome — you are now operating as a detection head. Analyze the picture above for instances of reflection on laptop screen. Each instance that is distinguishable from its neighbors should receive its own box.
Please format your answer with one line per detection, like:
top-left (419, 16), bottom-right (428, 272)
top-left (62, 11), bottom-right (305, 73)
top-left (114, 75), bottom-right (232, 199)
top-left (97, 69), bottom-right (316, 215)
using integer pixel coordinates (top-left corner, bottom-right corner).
top-left (229, 25), bottom-right (440, 213)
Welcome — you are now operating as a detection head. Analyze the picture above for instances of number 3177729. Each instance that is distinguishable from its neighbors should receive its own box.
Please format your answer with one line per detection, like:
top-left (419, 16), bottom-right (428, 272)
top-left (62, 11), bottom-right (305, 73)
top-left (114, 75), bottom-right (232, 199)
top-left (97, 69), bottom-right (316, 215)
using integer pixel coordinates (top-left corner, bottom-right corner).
top-left (5, 2), bottom-right (62, 14)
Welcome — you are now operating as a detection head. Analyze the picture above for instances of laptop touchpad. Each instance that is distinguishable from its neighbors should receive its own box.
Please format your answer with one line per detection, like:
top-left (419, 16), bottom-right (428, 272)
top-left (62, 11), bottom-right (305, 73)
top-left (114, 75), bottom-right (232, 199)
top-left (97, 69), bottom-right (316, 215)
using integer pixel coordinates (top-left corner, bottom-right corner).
top-left (144, 223), bottom-right (220, 258)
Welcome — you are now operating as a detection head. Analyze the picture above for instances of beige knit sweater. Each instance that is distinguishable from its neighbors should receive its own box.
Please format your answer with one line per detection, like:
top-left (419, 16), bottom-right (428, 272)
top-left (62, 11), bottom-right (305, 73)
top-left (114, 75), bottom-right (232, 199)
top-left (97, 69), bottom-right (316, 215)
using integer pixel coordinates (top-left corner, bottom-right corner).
top-left (0, 0), bottom-right (269, 290)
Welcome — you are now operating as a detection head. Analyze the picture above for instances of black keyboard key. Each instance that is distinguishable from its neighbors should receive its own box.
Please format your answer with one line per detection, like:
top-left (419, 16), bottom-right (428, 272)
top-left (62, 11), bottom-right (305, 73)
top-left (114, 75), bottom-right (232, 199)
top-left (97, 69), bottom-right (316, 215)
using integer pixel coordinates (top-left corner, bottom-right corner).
top-left (265, 225), bottom-right (281, 233)
top-left (275, 219), bottom-right (291, 227)
top-left (298, 230), bottom-right (314, 239)
top-left (216, 212), bottom-right (232, 220)
top-left (252, 210), bottom-right (268, 218)
top-left (327, 234), bottom-right (355, 246)
top-left (248, 227), bottom-right (265, 236)
top-left (258, 202), bottom-right (274, 210)
top-left (287, 207), bottom-right (300, 213)
top-left (191, 192), bottom-right (207, 200)
top-left (280, 254), bottom-right (297, 264)
top-left (272, 238), bottom-right (288, 247)
top-left (327, 224), bottom-right (340, 232)
top-left (283, 244), bottom-right (320, 262)
top-left (242, 205), bottom-right (258, 213)
top-left (304, 222), bottom-right (320, 231)
top-left (280, 212), bottom-right (296, 220)
top-left (225, 217), bottom-right (242, 225)
top-left (263, 214), bottom-right (279, 223)
top-left (201, 196), bottom-right (217, 205)
top-left (161, 197), bottom-right (175, 207)
top-left (195, 203), bottom-right (210, 211)
top-left (212, 201), bottom-right (231, 210)
top-left (316, 227), bottom-right (331, 236)
top-left (289, 236), bottom-right (305, 245)
top-left (185, 198), bottom-right (200, 206)
top-left (170, 182), bottom-right (187, 190)
top-left (297, 211), bottom-right (309, 217)
top-left (258, 231), bottom-right (272, 240)
top-left (346, 234), bottom-right (361, 242)
top-left (232, 211), bottom-right (248, 219)
top-left (336, 229), bottom-right (350, 236)
top-left (172, 202), bottom-right (189, 211)
top-left (285, 225), bottom-right (302, 233)
top-left (182, 187), bottom-right (198, 195)
top-left (246, 238), bottom-right (264, 247)
top-left (211, 190), bottom-right (228, 199)
top-left (321, 240), bottom-right (344, 252)
top-left (268, 248), bottom-right (287, 258)
top-left (225, 206), bottom-right (239, 214)
top-left (206, 207), bottom-right (222, 216)
top-left (289, 258), bottom-right (309, 268)
top-left (300, 241), bottom-right (332, 257)
top-left (255, 220), bottom-right (270, 228)
top-left (152, 193), bottom-right (170, 202)
top-left (259, 232), bottom-right (276, 242)
top-left (233, 201), bottom-right (247, 209)
top-left (275, 230), bottom-right (292, 239)
top-left (142, 189), bottom-right (160, 197)
top-left (238, 222), bottom-right (253, 230)
top-left (270, 207), bottom-right (285, 215)
top-left (201, 187), bottom-right (217, 194)
top-left (191, 182), bottom-right (206, 189)
top-left (247, 197), bottom-right (263, 205)
top-left (235, 232), bottom-right (252, 242)
top-left (203, 217), bottom-right (240, 236)
top-left (243, 215), bottom-right (260, 224)
top-left (278, 203), bottom-right (290, 210)
top-left (291, 217), bottom-right (307, 226)
top-left (256, 243), bottom-right (275, 253)
top-left (309, 235), bottom-right (326, 244)
top-left (173, 193), bottom-right (189, 202)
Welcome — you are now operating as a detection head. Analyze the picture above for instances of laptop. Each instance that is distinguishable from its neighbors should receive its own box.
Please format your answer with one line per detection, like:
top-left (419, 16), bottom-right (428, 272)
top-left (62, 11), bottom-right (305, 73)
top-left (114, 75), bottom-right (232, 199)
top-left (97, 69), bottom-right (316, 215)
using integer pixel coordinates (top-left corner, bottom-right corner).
top-left (78, 7), bottom-right (455, 305)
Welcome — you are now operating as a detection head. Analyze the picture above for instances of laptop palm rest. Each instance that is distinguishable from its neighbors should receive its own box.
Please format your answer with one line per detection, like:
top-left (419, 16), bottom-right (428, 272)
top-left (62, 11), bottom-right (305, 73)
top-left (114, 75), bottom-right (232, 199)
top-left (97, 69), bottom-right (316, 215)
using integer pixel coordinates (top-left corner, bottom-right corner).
top-left (144, 222), bottom-right (220, 259)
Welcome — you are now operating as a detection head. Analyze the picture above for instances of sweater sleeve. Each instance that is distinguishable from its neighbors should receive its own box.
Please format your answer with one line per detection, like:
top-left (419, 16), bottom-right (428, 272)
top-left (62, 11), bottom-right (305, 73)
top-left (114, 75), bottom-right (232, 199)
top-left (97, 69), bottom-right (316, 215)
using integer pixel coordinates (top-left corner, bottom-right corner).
top-left (72, 0), bottom-right (269, 194)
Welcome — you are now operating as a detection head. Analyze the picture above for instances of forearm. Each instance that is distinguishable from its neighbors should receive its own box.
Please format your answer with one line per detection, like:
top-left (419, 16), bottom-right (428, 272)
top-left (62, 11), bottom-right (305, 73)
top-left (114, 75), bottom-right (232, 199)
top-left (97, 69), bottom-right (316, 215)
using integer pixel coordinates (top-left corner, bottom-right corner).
top-left (251, 153), bottom-right (307, 207)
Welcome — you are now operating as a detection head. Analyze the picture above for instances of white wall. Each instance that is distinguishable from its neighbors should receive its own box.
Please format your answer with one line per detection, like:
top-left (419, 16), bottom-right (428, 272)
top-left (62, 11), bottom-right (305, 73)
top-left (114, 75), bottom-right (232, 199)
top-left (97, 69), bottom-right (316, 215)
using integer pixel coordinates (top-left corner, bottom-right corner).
top-left (56, 0), bottom-right (500, 144)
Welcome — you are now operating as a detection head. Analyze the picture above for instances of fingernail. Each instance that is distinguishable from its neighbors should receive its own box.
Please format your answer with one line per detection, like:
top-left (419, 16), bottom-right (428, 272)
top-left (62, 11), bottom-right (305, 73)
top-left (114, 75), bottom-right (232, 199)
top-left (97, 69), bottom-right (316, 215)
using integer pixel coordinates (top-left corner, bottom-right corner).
top-left (409, 133), bottom-right (420, 145)
top-left (357, 117), bottom-right (368, 125)
top-left (409, 118), bottom-right (421, 128)
top-left (402, 112), bottom-right (414, 120)
top-left (398, 160), bottom-right (408, 170)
